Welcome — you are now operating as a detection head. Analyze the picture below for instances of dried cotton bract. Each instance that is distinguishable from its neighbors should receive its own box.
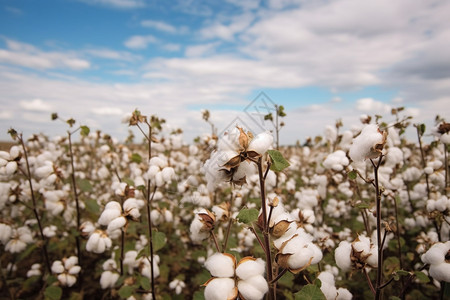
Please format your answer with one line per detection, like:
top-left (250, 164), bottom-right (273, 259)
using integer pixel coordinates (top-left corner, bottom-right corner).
top-left (349, 124), bottom-right (387, 163)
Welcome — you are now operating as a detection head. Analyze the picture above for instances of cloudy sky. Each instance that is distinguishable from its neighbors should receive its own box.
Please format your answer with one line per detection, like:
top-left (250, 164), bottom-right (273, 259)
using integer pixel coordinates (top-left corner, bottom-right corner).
top-left (1, 0), bottom-right (449, 144)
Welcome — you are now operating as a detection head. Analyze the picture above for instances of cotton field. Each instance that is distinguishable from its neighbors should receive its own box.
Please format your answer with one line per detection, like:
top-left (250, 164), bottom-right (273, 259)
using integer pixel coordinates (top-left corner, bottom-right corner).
top-left (0, 108), bottom-right (449, 300)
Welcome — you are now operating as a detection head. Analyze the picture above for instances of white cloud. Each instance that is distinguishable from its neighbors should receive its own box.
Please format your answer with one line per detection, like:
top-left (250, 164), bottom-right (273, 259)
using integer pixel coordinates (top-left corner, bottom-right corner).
top-left (356, 98), bottom-right (391, 114)
top-left (0, 39), bottom-right (90, 70)
top-left (92, 107), bottom-right (123, 116)
top-left (124, 35), bottom-right (158, 49)
top-left (77, 0), bottom-right (145, 9)
top-left (185, 42), bottom-right (220, 57)
top-left (19, 99), bottom-right (53, 112)
top-left (162, 43), bottom-right (181, 52)
top-left (85, 48), bottom-right (140, 61)
top-left (141, 20), bottom-right (178, 34)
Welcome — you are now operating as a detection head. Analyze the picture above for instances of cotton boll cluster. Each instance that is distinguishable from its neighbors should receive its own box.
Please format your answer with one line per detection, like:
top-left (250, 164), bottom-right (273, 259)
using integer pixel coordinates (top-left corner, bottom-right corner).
top-left (98, 198), bottom-right (142, 233)
top-left (203, 127), bottom-right (273, 192)
top-left (323, 150), bottom-right (349, 171)
top-left (421, 241), bottom-right (450, 282)
top-left (318, 271), bottom-right (352, 300)
top-left (51, 256), bottom-right (81, 287)
top-left (203, 253), bottom-right (268, 300)
top-left (349, 124), bottom-right (386, 163)
top-left (426, 195), bottom-right (450, 213)
top-left (147, 156), bottom-right (175, 187)
top-left (295, 188), bottom-right (319, 210)
top-left (123, 250), bottom-right (160, 280)
top-left (325, 198), bottom-right (349, 219)
top-left (0, 146), bottom-right (20, 177)
top-left (43, 190), bottom-right (67, 216)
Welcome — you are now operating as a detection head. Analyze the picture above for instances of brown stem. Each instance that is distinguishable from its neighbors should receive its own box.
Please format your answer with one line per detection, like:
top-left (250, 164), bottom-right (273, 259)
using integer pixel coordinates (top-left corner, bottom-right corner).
top-left (363, 267), bottom-right (376, 295)
top-left (371, 155), bottom-right (384, 300)
top-left (18, 135), bottom-right (51, 274)
top-left (210, 232), bottom-right (221, 253)
top-left (416, 126), bottom-right (430, 198)
top-left (256, 157), bottom-right (275, 300)
top-left (68, 131), bottom-right (83, 286)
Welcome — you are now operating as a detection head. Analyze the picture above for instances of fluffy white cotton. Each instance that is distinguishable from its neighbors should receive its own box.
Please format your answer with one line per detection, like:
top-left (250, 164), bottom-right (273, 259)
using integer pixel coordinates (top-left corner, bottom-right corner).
top-left (237, 275), bottom-right (268, 300)
top-left (421, 241), bottom-right (450, 282)
top-left (107, 216), bottom-right (127, 232)
top-left (236, 258), bottom-right (265, 280)
top-left (205, 253), bottom-right (235, 278)
top-left (248, 131), bottom-right (273, 155)
top-left (100, 270), bottom-right (120, 289)
top-left (323, 150), bottom-right (349, 171)
top-left (349, 124), bottom-right (384, 162)
top-left (204, 278), bottom-right (236, 300)
top-left (335, 241), bottom-right (352, 271)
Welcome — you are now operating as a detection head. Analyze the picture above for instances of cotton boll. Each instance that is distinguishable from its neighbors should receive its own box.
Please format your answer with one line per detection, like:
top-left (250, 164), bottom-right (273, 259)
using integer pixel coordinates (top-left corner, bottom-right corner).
top-left (161, 167), bottom-right (175, 182)
top-left (58, 273), bottom-right (77, 287)
top-left (335, 241), bottom-right (352, 271)
top-left (5, 161), bottom-right (17, 175)
top-left (205, 253), bottom-right (235, 278)
top-left (204, 278), bottom-right (237, 300)
top-left (0, 223), bottom-right (12, 244)
top-left (429, 261), bottom-right (450, 282)
top-left (349, 124), bottom-right (385, 162)
top-left (236, 258), bottom-right (265, 280)
top-left (440, 132), bottom-right (450, 144)
top-left (421, 242), bottom-right (450, 265)
top-left (98, 202), bottom-right (122, 225)
top-left (237, 275), bottom-right (268, 300)
top-left (51, 261), bottom-right (65, 274)
top-left (248, 131), bottom-right (273, 155)
top-left (100, 270), bottom-right (119, 289)
top-left (107, 216), bottom-right (127, 232)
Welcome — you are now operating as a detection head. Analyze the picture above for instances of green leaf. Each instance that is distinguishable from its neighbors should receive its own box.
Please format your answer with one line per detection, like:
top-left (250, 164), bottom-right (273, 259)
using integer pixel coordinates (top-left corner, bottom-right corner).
top-left (193, 291), bottom-right (205, 300)
top-left (122, 177), bottom-right (135, 187)
top-left (51, 113), bottom-right (58, 120)
top-left (152, 230), bottom-right (167, 252)
top-left (294, 284), bottom-right (326, 300)
top-left (414, 271), bottom-right (430, 283)
top-left (348, 170), bottom-right (357, 180)
top-left (118, 285), bottom-right (135, 299)
top-left (78, 178), bottom-right (93, 192)
top-left (140, 276), bottom-right (151, 291)
top-left (131, 153), bottom-right (142, 163)
top-left (80, 125), bottom-right (90, 137)
top-left (267, 149), bottom-right (290, 172)
top-left (44, 286), bottom-right (62, 300)
top-left (355, 202), bottom-right (370, 209)
top-left (236, 208), bottom-right (259, 224)
top-left (264, 113), bottom-right (273, 121)
top-left (17, 244), bottom-right (37, 262)
top-left (85, 198), bottom-right (100, 214)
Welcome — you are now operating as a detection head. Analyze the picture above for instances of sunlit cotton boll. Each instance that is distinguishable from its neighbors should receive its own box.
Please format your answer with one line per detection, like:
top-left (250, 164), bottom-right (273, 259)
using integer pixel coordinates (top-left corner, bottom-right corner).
top-left (237, 275), bottom-right (268, 300)
top-left (140, 255), bottom-right (160, 280)
top-left (123, 198), bottom-right (141, 220)
top-left (204, 253), bottom-right (235, 278)
top-left (349, 124), bottom-right (385, 162)
top-left (247, 131), bottom-right (273, 155)
top-left (98, 201), bottom-right (122, 226)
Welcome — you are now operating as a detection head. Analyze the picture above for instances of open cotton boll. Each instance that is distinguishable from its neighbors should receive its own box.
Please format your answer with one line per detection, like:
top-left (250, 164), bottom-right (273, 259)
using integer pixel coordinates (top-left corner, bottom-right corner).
top-left (100, 270), bottom-right (119, 289)
top-left (107, 216), bottom-right (127, 232)
top-left (349, 124), bottom-right (385, 162)
top-left (204, 278), bottom-right (237, 300)
top-left (318, 272), bottom-right (338, 300)
top-left (205, 253), bottom-right (235, 278)
top-left (51, 261), bottom-right (65, 274)
top-left (237, 275), bottom-right (268, 300)
top-left (236, 257), bottom-right (265, 280)
top-left (440, 132), bottom-right (450, 144)
top-left (429, 261), bottom-right (450, 282)
top-left (421, 242), bottom-right (450, 265)
top-left (248, 131), bottom-right (273, 155)
top-left (335, 241), bottom-right (352, 271)
top-left (161, 167), bottom-right (175, 182)
top-left (149, 156), bottom-right (167, 168)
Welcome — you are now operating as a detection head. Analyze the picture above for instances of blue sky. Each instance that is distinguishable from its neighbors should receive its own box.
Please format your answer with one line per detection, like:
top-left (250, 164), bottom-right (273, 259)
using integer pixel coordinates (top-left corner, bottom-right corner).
top-left (1, 0), bottom-right (449, 144)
